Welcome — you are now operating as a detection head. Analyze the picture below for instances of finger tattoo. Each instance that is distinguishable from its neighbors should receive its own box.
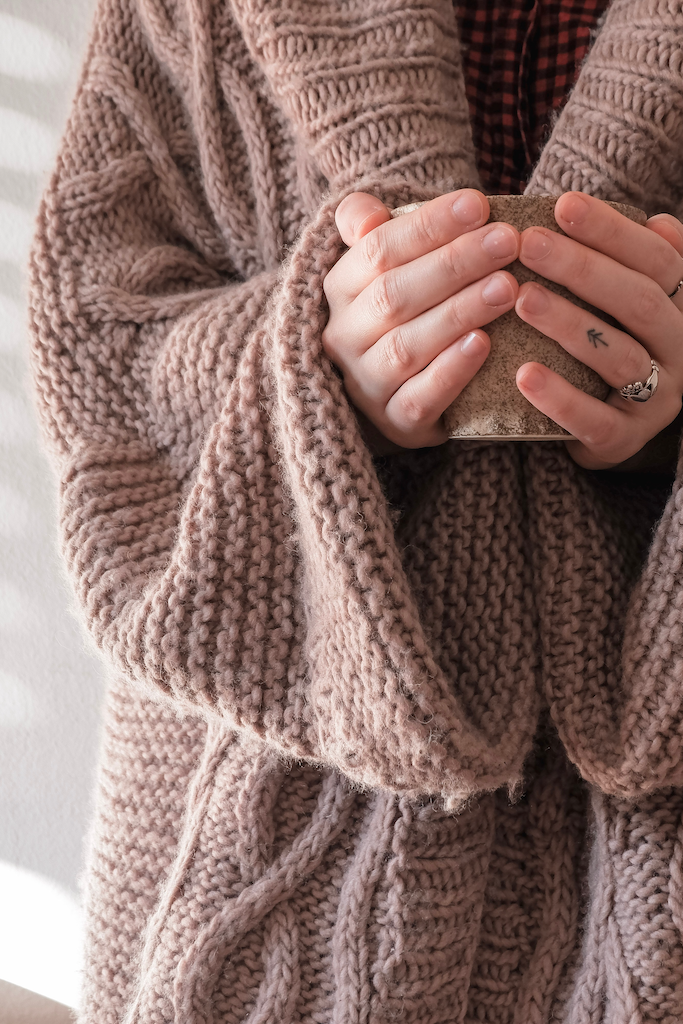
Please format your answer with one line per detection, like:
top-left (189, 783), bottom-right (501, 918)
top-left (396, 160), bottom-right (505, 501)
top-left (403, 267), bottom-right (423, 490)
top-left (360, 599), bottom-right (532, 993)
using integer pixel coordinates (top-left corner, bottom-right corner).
top-left (587, 328), bottom-right (608, 348)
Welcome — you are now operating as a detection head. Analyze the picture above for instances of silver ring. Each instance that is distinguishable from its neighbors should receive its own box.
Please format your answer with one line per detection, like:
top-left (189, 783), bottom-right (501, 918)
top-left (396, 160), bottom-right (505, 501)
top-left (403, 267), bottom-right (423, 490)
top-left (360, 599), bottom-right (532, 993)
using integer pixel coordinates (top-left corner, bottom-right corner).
top-left (669, 278), bottom-right (683, 299)
top-left (619, 358), bottom-right (659, 403)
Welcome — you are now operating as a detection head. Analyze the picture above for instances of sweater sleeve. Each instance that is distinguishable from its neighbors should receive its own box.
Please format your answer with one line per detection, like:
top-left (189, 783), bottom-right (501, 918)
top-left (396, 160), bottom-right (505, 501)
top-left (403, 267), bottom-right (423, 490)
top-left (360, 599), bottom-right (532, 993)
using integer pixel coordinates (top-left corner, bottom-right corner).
top-left (30, 0), bottom-right (542, 806)
top-left (524, 442), bottom-right (683, 799)
top-left (518, 0), bottom-right (683, 796)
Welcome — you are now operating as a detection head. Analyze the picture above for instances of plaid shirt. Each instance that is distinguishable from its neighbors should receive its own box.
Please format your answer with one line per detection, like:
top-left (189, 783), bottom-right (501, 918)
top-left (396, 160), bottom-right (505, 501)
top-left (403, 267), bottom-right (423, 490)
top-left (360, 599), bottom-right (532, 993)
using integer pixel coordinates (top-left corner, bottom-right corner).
top-left (455, 0), bottom-right (611, 194)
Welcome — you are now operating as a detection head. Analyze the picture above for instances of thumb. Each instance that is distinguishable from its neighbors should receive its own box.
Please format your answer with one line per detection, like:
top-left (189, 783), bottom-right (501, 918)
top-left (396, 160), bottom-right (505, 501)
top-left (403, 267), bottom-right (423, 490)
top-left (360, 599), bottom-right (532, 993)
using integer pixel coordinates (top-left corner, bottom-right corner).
top-left (335, 192), bottom-right (391, 246)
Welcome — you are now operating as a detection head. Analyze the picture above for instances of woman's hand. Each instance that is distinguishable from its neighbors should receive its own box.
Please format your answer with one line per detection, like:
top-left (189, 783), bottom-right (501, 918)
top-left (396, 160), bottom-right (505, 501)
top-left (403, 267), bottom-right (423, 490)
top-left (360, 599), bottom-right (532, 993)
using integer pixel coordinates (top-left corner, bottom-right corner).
top-left (514, 192), bottom-right (683, 470)
top-left (322, 189), bottom-right (520, 449)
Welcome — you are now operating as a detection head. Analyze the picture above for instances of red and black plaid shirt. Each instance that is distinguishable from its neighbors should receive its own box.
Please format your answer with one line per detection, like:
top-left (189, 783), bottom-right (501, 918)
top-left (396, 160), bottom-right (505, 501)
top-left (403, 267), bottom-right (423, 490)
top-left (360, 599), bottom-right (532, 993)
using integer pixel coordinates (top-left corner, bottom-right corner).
top-left (455, 0), bottom-right (611, 194)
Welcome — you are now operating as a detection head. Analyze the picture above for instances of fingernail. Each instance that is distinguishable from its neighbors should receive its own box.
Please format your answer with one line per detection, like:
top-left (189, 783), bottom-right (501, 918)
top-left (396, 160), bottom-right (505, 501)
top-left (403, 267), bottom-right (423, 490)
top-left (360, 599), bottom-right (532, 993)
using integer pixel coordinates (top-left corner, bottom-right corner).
top-left (482, 273), bottom-right (514, 306)
top-left (460, 331), bottom-right (486, 356)
top-left (520, 283), bottom-right (549, 315)
top-left (560, 192), bottom-right (589, 225)
top-left (482, 225), bottom-right (518, 258)
top-left (518, 365), bottom-right (546, 392)
top-left (452, 191), bottom-right (485, 227)
top-left (521, 229), bottom-right (553, 261)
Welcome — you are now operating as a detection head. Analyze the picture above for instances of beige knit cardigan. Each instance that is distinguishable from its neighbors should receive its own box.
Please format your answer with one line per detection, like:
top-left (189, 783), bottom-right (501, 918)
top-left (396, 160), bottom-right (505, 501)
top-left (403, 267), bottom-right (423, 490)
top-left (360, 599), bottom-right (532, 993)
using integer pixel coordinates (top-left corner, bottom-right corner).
top-left (28, 0), bottom-right (683, 1020)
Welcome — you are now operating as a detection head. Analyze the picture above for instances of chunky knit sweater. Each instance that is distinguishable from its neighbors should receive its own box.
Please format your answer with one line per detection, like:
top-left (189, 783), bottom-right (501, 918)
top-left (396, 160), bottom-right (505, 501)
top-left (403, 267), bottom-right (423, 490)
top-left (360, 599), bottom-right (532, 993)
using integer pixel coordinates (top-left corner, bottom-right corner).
top-left (28, 0), bottom-right (683, 1020)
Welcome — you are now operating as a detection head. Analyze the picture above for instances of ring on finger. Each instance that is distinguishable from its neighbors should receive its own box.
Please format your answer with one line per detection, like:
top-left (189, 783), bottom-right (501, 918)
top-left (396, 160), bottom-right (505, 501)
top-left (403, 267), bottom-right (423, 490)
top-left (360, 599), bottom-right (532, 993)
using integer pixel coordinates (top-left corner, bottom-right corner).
top-left (618, 358), bottom-right (660, 403)
top-left (668, 279), bottom-right (683, 299)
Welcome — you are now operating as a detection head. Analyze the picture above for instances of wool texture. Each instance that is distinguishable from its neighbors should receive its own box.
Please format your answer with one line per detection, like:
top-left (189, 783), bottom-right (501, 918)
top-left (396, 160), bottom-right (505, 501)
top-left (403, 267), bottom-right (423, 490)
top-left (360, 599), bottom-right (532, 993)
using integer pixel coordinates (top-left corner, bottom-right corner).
top-left (28, 0), bottom-right (683, 1020)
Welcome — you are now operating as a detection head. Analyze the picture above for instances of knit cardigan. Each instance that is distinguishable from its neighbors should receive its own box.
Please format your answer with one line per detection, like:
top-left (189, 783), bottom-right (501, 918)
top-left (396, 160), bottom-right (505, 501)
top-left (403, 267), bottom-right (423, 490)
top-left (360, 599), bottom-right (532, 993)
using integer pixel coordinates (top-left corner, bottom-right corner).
top-left (28, 0), bottom-right (683, 1020)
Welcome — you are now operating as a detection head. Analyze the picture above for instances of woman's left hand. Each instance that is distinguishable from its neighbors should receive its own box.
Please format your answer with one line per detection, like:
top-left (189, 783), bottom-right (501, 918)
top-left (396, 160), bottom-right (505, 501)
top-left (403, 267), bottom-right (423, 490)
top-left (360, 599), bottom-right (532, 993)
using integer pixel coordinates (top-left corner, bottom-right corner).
top-left (515, 191), bottom-right (683, 469)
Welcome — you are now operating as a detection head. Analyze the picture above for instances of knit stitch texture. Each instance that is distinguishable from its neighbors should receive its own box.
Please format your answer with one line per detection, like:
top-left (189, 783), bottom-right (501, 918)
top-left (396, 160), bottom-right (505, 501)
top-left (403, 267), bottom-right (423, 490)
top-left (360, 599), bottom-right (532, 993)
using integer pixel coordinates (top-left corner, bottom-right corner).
top-left (28, 0), bottom-right (683, 1020)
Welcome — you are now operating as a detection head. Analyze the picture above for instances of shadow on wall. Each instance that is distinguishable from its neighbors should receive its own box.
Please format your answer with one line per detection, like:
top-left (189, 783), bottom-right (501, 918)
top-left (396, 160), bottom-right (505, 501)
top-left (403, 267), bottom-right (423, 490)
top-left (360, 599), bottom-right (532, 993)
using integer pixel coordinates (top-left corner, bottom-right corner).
top-left (0, 1), bottom-right (104, 1010)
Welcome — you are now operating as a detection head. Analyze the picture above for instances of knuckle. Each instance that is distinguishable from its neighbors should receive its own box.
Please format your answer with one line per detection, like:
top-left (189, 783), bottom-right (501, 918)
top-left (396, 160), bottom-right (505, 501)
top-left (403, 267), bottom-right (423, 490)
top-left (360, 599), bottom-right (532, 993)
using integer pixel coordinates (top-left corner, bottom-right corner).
top-left (394, 389), bottom-right (433, 429)
top-left (438, 241), bottom-right (467, 283)
top-left (551, 395), bottom-right (578, 433)
top-left (409, 208), bottom-right (443, 251)
top-left (397, 393), bottom-right (430, 425)
top-left (381, 327), bottom-right (414, 375)
top-left (618, 345), bottom-right (651, 390)
top-left (429, 361), bottom-right (455, 393)
top-left (633, 278), bottom-right (663, 326)
top-left (583, 412), bottom-right (618, 452)
top-left (572, 245), bottom-right (593, 287)
top-left (601, 214), bottom-right (622, 250)
top-left (442, 294), bottom-right (468, 337)
top-left (361, 228), bottom-right (390, 277)
top-left (369, 273), bottom-right (400, 325)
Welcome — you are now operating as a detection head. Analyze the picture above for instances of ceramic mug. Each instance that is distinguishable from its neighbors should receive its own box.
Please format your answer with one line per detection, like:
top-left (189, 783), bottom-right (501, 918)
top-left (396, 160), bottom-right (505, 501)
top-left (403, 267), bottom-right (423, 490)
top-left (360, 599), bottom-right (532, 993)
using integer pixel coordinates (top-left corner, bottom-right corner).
top-left (390, 194), bottom-right (647, 440)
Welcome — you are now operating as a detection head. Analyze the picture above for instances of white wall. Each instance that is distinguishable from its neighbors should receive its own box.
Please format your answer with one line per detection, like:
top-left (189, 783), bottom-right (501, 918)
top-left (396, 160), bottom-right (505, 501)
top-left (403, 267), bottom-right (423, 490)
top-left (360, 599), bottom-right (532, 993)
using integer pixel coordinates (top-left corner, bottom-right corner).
top-left (0, 0), bottom-right (103, 1008)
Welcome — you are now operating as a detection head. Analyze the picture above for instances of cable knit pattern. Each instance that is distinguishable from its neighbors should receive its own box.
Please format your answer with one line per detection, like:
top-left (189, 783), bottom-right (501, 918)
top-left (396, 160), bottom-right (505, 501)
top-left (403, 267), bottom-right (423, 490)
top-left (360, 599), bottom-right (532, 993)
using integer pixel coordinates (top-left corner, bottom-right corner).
top-left (28, 0), bottom-right (683, 1020)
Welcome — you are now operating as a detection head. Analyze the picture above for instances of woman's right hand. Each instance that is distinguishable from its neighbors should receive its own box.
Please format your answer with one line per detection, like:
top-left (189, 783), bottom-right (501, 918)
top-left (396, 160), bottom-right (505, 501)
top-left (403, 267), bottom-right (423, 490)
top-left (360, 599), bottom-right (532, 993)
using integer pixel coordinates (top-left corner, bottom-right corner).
top-left (322, 189), bottom-right (521, 449)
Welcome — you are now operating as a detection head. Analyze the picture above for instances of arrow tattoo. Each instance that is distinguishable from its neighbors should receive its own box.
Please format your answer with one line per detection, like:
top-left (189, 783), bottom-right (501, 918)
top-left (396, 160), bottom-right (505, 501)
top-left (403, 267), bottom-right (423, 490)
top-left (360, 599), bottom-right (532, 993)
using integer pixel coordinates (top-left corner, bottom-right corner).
top-left (587, 328), bottom-right (608, 348)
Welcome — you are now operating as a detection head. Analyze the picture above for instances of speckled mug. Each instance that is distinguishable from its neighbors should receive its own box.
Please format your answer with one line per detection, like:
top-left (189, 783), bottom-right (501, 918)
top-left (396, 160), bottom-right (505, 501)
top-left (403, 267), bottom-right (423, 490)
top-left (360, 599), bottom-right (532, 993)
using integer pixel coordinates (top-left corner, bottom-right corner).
top-left (391, 194), bottom-right (647, 440)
